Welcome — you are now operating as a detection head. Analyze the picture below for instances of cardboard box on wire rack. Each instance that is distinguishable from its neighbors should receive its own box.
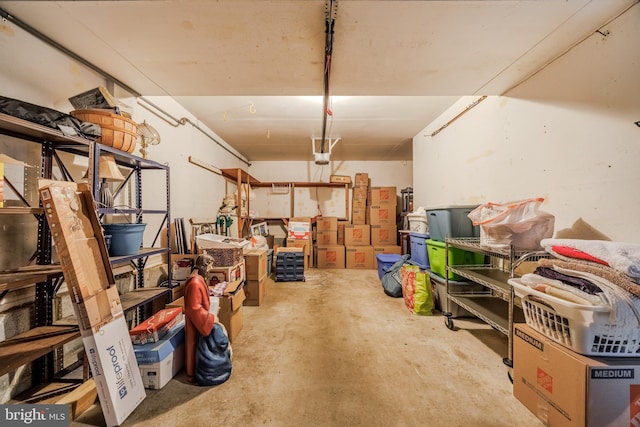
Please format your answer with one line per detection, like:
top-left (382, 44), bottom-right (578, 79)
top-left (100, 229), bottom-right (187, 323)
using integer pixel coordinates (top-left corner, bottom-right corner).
top-left (38, 180), bottom-right (123, 332)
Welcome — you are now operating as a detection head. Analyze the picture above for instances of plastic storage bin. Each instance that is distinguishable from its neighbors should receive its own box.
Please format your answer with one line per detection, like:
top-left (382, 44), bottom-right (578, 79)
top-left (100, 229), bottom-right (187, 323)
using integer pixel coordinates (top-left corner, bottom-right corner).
top-left (511, 279), bottom-right (640, 356)
top-left (376, 253), bottom-right (402, 279)
top-left (275, 251), bottom-right (305, 282)
top-left (426, 239), bottom-right (485, 280)
top-left (409, 232), bottom-right (430, 269)
top-left (407, 212), bottom-right (428, 234)
top-left (426, 207), bottom-right (480, 242)
top-left (429, 272), bottom-right (482, 318)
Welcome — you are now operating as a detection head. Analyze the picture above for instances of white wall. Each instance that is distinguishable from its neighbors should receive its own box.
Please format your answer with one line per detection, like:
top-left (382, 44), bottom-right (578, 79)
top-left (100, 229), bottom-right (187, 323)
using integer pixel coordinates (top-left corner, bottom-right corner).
top-left (413, 6), bottom-right (640, 242)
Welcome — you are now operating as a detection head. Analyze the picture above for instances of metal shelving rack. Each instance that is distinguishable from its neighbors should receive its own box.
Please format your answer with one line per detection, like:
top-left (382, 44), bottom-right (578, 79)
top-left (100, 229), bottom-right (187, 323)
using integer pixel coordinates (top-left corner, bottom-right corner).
top-left (443, 237), bottom-right (549, 371)
top-left (0, 112), bottom-right (172, 392)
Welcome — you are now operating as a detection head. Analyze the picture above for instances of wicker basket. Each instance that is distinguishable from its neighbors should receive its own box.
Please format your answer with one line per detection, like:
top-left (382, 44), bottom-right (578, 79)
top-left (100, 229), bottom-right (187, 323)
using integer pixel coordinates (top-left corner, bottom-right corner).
top-left (71, 109), bottom-right (137, 153)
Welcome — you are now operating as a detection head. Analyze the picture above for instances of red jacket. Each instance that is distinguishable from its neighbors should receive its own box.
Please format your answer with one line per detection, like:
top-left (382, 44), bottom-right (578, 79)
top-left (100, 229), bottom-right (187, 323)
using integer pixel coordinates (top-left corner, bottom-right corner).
top-left (183, 273), bottom-right (216, 383)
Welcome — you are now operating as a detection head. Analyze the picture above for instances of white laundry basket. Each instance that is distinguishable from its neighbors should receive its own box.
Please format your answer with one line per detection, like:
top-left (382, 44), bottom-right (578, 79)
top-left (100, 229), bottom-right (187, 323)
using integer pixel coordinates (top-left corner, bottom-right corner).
top-left (510, 279), bottom-right (640, 356)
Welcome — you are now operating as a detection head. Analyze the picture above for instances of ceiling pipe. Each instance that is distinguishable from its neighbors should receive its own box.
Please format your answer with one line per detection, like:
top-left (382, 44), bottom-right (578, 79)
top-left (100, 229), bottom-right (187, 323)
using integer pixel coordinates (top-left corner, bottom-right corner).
top-left (0, 7), bottom-right (251, 166)
top-left (0, 8), bottom-right (141, 98)
top-left (321, 0), bottom-right (338, 154)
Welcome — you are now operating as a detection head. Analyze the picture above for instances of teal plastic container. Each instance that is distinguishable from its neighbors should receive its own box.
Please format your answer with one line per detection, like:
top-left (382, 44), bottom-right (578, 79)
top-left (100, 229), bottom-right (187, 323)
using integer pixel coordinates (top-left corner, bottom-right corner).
top-left (102, 223), bottom-right (146, 256)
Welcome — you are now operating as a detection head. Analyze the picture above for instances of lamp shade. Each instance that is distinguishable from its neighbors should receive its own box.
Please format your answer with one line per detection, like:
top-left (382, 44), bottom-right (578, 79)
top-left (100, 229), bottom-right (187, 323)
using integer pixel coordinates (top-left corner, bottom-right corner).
top-left (83, 155), bottom-right (125, 181)
top-left (99, 155), bottom-right (125, 181)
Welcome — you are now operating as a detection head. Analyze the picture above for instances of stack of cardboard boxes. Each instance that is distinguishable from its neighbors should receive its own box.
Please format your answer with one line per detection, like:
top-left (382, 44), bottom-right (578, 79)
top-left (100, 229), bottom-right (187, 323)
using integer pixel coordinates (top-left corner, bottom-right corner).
top-left (285, 217), bottom-right (313, 269)
top-left (243, 248), bottom-right (268, 305)
top-left (317, 216), bottom-right (345, 268)
top-left (315, 173), bottom-right (401, 269)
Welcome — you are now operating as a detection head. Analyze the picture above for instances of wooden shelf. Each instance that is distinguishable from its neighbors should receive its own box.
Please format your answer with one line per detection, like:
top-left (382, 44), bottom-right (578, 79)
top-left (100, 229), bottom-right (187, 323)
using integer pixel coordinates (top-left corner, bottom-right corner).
top-left (120, 287), bottom-right (171, 313)
top-left (0, 206), bottom-right (43, 215)
top-left (0, 265), bottom-right (64, 293)
top-left (220, 168), bottom-right (260, 184)
top-left (0, 325), bottom-right (80, 377)
top-left (251, 181), bottom-right (347, 188)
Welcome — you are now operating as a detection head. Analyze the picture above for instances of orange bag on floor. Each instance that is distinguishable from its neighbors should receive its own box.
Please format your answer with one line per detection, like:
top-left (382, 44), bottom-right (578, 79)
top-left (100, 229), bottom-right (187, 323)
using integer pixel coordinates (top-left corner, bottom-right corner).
top-left (400, 265), bottom-right (434, 315)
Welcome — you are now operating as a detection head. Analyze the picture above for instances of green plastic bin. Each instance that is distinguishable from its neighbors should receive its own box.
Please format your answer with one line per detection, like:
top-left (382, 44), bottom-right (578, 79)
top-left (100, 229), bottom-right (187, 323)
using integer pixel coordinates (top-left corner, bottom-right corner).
top-left (426, 239), bottom-right (485, 280)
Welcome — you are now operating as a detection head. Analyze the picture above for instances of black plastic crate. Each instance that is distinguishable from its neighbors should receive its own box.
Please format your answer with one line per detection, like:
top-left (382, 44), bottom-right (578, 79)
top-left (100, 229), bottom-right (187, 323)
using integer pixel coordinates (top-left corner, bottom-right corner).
top-left (275, 273), bottom-right (305, 282)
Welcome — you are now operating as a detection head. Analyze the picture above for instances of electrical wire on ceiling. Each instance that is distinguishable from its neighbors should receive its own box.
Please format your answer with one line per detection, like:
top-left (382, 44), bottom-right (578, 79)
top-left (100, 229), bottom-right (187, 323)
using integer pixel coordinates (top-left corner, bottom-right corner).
top-left (321, 0), bottom-right (338, 154)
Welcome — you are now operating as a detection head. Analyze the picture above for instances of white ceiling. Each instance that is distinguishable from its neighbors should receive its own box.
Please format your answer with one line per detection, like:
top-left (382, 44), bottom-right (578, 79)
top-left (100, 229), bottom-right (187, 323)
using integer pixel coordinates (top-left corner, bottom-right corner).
top-left (0, 0), bottom-right (635, 162)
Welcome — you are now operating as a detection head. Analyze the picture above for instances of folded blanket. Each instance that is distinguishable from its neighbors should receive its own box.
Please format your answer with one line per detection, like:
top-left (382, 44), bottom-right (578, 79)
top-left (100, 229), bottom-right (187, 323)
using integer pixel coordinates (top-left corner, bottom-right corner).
top-left (541, 239), bottom-right (640, 284)
top-left (538, 258), bottom-right (640, 298)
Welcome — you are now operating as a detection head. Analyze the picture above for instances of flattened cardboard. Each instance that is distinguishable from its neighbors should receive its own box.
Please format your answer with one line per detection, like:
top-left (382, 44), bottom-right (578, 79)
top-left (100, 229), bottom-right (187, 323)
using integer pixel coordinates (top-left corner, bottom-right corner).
top-left (81, 315), bottom-right (146, 427)
top-left (39, 180), bottom-right (121, 331)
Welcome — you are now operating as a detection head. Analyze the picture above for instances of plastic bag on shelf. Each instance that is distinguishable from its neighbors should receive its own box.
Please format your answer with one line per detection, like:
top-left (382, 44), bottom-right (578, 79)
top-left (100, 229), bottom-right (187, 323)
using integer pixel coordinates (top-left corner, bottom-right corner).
top-left (468, 198), bottom-right (554, 251)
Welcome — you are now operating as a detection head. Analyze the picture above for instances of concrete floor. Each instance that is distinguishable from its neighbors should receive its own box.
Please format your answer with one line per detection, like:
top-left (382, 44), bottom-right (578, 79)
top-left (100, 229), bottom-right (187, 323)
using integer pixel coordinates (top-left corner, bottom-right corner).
top-left (73, 268), bottom-right (543, 427)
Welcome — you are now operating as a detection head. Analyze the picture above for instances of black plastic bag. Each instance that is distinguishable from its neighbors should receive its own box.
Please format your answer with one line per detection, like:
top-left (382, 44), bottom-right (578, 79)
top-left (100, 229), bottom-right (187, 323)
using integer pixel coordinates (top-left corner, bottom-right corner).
top-left (0, 95), bottom-right (101, 139)
top-left (195, 323), bottom-right (232, 386)
top-left (381, 254), bottom-right (410, 298)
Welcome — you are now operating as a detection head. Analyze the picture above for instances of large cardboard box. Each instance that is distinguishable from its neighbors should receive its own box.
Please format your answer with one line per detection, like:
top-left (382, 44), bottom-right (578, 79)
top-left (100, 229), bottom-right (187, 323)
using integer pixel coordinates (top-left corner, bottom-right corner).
top-left (244, 275), bottom-right (267, 306)
top-left (368, 205), bottom-right (397, 225)
top-left (285, 239), bottom-right (312, 269)
top-left (82, 315), bottom-right (146, 426)
top-left (244, 248), bottom-right (267, 281)
top-left (287, 217), bottom-right (312, 240)
top-left (344, 224), bottom-right (370, 246)
top-left (345, 246), bottom-right (375, 269)
top-left (209, 260), bottom-right (245, 285)
top-left (352, 198), bottom-right (367, 210)
top-left (337, 220), bottom-right (349, 245)
top-left (351, 208), bottom-right (367, 225)
top-left (316, 216), bottom-right (338, 232)
top-left (316, 245), bottom-right (345, 269)
top-left (39, 180), bottom-right (123, 332)
top-left (371, 224), bottom-right (398, 245)
top-left (513, 323), bottom-right (640, 427)
top-left (369, 186), bottom-right (397, 205)
top-left (133, 321), bottom-right (185, 390)
top-left (217, 280), bottom-right (245, 342)
top-left (316, 231), bottom-right (338, 246)
top-left (138, 343), bottom-right (184, 390)
top-left (330, 175), bottom-right (351, 184)
top-left (352, 186), bottom-right (368, 201)
top-left (354, 173), bottom-right (369, 187)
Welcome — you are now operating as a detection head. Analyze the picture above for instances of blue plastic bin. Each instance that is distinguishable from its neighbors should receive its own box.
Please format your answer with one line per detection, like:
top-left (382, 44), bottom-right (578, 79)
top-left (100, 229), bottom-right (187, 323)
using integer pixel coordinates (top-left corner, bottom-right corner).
top-left (426, 207), bottom-right (480, 242)
top-left (376, 253), bottom-right (402, 279)
top-left (409, 232), bottom-right (430, 269)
